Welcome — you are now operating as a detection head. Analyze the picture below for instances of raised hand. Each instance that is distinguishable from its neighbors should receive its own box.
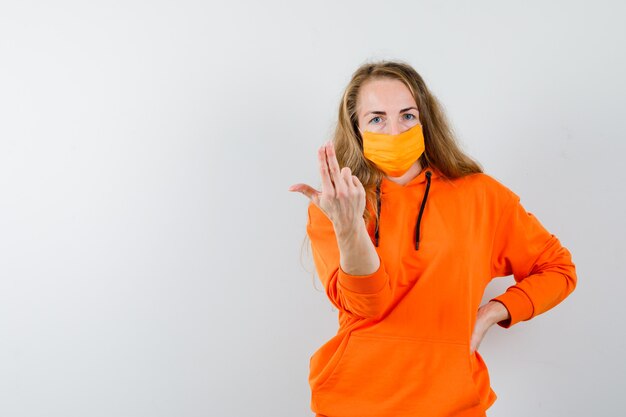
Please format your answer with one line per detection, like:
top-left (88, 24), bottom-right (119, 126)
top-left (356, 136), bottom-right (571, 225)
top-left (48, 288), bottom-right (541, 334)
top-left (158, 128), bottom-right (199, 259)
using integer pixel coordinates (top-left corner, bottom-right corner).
top-left (289, 141), bottom-right (366, 236)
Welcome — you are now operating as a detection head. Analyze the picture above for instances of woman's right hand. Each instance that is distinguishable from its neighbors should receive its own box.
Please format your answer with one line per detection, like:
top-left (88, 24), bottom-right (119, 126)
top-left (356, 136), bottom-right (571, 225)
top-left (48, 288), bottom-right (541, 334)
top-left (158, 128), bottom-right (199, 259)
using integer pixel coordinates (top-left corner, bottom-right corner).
top-left (288, 141), bottom-right (366, 237)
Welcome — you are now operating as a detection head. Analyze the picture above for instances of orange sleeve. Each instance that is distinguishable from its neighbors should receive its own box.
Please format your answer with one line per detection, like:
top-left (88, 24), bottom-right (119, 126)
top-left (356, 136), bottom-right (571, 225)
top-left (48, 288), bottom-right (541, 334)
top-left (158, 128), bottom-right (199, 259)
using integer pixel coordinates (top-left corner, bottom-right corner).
top-left (306, 201), bottom-right (392, 320)
top-left (489, 191), bottom-right (578, 328)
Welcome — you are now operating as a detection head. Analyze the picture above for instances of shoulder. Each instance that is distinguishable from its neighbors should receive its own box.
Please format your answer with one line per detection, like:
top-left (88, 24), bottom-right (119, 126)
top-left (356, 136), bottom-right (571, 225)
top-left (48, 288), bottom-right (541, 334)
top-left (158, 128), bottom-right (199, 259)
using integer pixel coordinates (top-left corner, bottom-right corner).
top-left (453, 172), bottom-right (520, 206)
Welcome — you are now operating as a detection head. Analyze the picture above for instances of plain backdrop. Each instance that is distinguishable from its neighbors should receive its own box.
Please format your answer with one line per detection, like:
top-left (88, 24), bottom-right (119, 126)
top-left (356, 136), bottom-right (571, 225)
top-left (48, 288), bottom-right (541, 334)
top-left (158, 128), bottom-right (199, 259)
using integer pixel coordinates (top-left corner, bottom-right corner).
top-left (1, 1), bottom-right (624, 416)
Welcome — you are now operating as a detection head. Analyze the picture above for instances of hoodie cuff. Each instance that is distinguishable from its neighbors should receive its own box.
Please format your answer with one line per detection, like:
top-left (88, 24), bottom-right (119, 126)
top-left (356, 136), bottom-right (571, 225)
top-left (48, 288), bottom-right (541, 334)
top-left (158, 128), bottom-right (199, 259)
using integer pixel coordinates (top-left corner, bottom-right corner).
top-left (490, 286), bottom-right (535, 329)
top-left (338, 256), bottom-right (388, 294)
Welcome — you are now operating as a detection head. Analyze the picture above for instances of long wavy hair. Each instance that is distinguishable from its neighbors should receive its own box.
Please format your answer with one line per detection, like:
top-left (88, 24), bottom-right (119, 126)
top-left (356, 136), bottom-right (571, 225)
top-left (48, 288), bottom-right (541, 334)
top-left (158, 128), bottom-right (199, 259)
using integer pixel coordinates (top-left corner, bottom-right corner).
top-left (301, 59), bottom-right (483, 289)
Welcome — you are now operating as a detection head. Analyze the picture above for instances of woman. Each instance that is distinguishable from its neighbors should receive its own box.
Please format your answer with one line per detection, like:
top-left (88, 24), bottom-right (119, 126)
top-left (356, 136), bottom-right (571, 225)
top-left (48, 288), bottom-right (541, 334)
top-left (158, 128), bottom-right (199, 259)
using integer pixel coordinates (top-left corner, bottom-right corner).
top-left (288, 60), bottom-right (577, 417)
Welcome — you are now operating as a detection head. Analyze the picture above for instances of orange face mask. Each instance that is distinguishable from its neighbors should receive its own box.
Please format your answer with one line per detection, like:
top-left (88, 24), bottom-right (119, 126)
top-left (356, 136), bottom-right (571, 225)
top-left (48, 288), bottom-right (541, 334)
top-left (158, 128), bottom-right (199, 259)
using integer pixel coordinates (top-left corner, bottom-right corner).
top-left (361, 123), bottom-right (426, 177)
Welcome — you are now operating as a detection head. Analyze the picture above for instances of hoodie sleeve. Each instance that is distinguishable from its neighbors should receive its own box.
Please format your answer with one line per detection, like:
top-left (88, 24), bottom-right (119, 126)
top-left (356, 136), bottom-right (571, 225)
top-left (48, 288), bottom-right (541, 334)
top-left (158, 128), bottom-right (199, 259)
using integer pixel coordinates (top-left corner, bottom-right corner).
top-left (489, 190), bottom-right (577, 329)
top-left (306, 201), bottom-right (392, 320)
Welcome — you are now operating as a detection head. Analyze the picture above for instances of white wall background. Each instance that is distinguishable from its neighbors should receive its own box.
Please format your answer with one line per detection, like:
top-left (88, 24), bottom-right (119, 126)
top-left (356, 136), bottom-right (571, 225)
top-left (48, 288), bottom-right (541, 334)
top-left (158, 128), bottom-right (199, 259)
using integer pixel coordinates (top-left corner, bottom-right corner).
top-left (1, 1), bottom-right (624, 416)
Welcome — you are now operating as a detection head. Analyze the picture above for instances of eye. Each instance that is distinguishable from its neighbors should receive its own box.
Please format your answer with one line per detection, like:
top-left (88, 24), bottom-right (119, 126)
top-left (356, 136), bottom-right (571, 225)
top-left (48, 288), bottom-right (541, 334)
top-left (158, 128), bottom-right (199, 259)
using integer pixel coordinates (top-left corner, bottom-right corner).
top-left (403, 113), bottom-right (416, 120)
top-left (369, 116), bottom-right (382, 124)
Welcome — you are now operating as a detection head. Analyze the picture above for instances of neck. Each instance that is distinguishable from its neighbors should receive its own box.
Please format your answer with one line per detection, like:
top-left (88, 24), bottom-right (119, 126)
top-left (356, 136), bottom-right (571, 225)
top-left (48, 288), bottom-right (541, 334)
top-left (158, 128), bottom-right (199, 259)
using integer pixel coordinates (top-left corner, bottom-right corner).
top-left (385, 160), bottom-right (423, 186)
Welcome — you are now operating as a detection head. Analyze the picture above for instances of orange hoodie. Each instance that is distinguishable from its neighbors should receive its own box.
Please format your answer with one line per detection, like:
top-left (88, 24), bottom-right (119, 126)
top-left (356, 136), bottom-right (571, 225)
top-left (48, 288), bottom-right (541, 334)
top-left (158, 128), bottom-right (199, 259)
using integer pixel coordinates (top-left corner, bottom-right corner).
top-left (305, 166), bottom-right (577, 417)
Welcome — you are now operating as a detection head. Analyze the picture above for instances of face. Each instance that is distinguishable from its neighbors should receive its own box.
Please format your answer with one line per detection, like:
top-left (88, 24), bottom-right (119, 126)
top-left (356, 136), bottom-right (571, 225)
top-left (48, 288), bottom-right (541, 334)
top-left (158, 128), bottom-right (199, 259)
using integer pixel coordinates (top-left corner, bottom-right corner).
top-left (356, 78), bottom-right (420, 135)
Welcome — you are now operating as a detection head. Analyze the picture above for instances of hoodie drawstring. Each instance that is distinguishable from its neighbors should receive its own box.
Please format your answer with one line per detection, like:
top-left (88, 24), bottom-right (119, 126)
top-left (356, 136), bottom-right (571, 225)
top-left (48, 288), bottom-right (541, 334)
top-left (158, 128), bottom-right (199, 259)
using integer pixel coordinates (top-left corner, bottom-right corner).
top-left (374, 170), bottom-right (432, 250)
top-left (374, 182), bottom-right (381, 246)
top-left (415, 170), bottom-right (432, 250)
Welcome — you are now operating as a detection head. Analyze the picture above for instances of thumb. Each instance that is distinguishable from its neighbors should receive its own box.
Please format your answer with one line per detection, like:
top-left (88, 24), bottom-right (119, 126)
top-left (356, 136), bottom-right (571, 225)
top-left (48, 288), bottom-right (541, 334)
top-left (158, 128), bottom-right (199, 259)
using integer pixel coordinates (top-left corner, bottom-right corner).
top-left (288, 183), bottom-right (321, 205)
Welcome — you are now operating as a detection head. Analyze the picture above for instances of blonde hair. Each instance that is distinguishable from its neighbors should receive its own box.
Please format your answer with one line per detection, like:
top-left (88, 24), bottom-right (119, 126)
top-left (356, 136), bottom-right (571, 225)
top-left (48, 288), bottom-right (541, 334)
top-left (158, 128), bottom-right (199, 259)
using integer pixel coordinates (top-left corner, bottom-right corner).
top-left (302, 59), bottom-right (483, 289)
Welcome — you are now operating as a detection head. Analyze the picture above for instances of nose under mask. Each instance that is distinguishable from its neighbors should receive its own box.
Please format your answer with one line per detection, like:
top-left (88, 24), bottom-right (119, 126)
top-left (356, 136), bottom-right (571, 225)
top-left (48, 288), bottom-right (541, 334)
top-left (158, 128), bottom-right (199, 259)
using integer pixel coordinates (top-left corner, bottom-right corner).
top-left (361, 123), bottom-right (425, 177)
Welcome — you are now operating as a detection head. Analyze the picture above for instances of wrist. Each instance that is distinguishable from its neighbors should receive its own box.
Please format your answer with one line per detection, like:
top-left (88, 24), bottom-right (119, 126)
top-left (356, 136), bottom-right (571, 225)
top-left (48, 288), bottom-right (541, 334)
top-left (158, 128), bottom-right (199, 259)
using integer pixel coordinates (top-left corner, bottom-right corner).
top-left (334, 220), bottom-right (366, 243)
top-left (485, 300), bottom-right (511, 325)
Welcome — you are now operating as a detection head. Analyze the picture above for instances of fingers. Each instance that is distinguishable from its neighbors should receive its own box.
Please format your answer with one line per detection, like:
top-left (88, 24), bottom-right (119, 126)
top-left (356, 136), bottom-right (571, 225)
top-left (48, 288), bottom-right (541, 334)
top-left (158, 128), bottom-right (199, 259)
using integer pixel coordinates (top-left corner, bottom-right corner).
top-left (318, 144), bottom-right (334, 196)
top-left (351, 174), bottom-right (364, 194)
top-left (325, 142), bottom-right (348, 195)
top-left (316, 141), bottom-right (359, 200)
top-left (341, 167), bottom-right (354, 191)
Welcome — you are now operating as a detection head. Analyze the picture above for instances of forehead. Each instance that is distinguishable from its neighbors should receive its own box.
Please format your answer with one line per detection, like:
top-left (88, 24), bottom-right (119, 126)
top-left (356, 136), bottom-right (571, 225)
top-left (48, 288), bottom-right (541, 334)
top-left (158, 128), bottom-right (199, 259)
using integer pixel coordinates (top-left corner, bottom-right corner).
top-left (357, 78), bottom-right (417, 115)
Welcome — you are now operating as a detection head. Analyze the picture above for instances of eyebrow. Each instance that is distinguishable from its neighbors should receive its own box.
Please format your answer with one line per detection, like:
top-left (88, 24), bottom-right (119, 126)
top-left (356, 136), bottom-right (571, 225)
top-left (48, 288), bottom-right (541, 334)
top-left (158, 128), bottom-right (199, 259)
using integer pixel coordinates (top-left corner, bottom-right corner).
top-left (364, 106), bottom-right (418, 117)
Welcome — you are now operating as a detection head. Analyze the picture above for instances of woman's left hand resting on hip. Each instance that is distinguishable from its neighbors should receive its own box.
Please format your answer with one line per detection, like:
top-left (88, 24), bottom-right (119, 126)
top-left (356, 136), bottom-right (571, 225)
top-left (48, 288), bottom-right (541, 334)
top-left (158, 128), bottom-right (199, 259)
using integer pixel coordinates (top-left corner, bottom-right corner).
top-left (470, 301), bottom-right (511, 354)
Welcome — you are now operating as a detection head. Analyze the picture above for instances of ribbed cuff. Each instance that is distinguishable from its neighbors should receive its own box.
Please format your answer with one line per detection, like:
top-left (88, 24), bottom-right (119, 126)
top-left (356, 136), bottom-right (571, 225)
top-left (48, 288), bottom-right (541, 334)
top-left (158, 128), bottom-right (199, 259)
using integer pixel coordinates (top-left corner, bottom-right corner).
top-left (490, 286), bottom-right (534, 329)
top-left (337, 256), bottom-right (388, 294)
